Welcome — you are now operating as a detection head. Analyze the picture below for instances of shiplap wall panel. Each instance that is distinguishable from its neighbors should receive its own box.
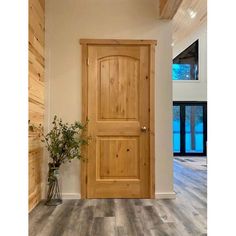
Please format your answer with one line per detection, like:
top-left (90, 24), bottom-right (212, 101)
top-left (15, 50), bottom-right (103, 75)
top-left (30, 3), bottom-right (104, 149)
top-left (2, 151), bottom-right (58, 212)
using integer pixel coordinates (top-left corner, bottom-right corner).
top-left (29, 0), bottom-right (45, 211)
top-left (172, 0), bottom-right (207, 44)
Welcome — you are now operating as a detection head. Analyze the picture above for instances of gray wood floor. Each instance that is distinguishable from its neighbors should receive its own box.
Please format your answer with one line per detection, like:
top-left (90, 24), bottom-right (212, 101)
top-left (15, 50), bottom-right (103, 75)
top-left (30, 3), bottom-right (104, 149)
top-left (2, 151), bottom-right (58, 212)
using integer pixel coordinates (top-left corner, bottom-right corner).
top-left (29, 157), bottom-right (207, 236)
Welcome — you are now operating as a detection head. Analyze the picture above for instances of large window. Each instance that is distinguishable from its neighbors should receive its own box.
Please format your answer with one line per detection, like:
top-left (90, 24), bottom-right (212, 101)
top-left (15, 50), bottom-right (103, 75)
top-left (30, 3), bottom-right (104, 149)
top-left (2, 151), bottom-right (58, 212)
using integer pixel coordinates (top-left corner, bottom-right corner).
top-left (172, 40), bottom-right (199, 80)
top-left (173, 102), bottom-right (207, 156)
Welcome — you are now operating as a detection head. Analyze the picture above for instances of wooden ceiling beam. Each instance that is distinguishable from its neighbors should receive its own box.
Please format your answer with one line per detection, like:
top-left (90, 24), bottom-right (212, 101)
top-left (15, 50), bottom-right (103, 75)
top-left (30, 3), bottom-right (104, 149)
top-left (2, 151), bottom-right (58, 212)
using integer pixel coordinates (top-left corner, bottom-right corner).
top-left (160, 0), bottom-right (183, 19)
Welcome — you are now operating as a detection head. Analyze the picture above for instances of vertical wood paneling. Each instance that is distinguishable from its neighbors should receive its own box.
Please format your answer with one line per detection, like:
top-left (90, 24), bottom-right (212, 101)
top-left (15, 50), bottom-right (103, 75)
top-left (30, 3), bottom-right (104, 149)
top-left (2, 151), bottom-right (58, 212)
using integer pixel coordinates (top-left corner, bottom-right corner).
top-left (172, 0), bottom-right (207, 44)
top-left (29, 0), bottom-right (45, 211)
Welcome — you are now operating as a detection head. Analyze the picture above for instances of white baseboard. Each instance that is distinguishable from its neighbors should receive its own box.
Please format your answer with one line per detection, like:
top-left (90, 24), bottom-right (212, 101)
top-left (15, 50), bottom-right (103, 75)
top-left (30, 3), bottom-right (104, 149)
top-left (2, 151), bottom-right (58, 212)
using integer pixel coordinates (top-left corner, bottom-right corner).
top-left (155, 192), bottom-right (176, 199)
top-left (62, 193), bottom-right (81, 199)
top-left (50, 192), bottom-right (175, 200)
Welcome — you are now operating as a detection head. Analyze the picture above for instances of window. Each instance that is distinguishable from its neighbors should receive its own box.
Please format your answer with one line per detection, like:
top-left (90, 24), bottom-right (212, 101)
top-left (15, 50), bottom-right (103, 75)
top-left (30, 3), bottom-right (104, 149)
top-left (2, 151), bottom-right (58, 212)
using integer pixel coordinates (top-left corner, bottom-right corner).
top-left (172, 40), bottom-right (199, 80)
top-left (173, 105), bottom-right (181, 153)
top-left (173, 102), bottom-right (207, 156)
top-left (185, 105), bottom-right (204, 153)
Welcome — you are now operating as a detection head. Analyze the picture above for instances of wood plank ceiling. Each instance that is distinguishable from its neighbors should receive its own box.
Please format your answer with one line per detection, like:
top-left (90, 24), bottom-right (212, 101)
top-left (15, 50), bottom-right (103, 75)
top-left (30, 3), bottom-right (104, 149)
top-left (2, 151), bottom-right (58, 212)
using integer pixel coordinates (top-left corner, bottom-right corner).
top-left (172, 0), bottom-right (207, 44)
top-left (29, 0), bottom-right (45, 211)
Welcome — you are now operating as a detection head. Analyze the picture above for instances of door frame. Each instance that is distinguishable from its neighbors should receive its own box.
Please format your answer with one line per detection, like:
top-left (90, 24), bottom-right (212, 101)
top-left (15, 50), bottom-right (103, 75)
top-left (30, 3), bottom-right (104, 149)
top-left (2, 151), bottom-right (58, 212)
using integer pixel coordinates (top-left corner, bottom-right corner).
top-left (80, 39), bottom-right (157, 198)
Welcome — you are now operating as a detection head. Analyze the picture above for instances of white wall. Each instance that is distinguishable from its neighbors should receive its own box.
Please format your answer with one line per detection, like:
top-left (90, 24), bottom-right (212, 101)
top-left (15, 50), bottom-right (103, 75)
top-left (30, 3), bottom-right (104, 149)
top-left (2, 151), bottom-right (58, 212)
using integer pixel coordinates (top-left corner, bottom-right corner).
top-left (45, 0), bottom-right (174, 198)
top-left (173, 21), bottom-right (207, 101)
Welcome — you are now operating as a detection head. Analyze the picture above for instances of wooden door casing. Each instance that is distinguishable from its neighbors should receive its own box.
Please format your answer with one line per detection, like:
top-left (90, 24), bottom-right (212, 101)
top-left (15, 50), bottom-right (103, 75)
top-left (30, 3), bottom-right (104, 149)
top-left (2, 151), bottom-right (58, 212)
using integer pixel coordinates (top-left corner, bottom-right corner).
top-left (80, 39), bottom-right (156, 199)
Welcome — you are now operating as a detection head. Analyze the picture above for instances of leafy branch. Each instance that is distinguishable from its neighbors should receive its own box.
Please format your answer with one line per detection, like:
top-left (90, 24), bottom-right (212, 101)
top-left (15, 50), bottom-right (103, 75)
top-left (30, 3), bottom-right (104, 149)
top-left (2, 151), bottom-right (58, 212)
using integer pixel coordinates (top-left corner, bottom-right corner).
top-left (29, 115), bottom-right (89, 168)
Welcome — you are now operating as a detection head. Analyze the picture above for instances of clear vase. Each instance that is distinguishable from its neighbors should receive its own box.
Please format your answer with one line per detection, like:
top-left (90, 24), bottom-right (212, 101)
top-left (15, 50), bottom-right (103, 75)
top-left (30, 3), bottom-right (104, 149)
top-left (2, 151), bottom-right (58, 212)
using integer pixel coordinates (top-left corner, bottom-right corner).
top-left (45, 164), bottom-right (62, 206)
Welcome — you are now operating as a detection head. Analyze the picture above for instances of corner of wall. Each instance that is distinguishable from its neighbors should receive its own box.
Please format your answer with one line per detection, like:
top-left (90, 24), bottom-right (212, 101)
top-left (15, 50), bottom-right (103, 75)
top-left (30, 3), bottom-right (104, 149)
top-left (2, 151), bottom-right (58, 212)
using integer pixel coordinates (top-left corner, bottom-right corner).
top-left (155, 191), bottom-right (176, 199)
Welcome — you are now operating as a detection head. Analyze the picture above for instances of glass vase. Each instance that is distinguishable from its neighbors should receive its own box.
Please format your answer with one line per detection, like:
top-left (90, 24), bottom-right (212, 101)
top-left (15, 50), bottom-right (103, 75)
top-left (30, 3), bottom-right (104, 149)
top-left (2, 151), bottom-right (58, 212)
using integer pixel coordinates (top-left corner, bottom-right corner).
top-left (45, 164), bottom-right (62, 206)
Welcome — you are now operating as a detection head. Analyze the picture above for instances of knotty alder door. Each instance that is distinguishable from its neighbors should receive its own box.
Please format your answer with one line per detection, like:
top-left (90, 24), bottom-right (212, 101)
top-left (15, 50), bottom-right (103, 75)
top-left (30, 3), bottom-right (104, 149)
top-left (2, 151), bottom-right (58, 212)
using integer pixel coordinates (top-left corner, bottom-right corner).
top-left (81, 39), bottom-right (156, 198)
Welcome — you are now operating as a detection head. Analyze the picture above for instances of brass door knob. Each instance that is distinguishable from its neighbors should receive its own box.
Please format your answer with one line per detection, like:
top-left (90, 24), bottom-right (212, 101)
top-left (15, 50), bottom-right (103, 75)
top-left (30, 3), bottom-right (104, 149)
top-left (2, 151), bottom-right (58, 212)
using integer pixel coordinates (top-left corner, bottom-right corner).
top-left (141, 126), bottom-right (147, 132)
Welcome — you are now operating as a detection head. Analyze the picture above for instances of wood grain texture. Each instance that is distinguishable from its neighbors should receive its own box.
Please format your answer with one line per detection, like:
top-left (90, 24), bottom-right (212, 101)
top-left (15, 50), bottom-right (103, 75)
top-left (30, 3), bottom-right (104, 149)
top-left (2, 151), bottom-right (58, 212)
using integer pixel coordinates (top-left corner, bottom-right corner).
top-left (29, 0), bottom-right (45, 212)
top-left (83, 42), bottom-right (155, 198)
top-left (80, 39), bottom-right (157, 45)
top-left (149, 44), bottom-right (155, 198)
top-left (99, 57), bottom-right (139, 120)
top-left (29, 158), bottom-right (207, 236)
top-left (99, 138), bottom-right (139, 179)
top-left (160, 0), bottom-right (183, 19)
top-left (172, 0), bottom-right (207, 44)
top-left (81, 44), bottom-right (89, 199)
top-left (80, 40), bottom-right (156, 199)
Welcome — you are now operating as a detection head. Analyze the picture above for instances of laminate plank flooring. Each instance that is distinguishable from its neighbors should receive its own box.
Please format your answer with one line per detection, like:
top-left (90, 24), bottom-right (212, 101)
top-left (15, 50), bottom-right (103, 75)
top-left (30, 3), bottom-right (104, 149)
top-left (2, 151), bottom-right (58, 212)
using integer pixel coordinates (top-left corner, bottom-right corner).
top-left (29, 157), bottom-right (207, 236)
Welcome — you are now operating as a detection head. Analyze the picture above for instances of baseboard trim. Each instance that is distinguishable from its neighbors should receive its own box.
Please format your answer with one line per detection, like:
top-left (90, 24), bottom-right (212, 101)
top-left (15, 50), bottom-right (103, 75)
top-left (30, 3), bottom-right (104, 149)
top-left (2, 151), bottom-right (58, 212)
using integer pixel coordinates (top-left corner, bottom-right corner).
top-left (62, 193), bottom-right (81, 199)
top-left (155, 192), bottom-right (176, 199)
top-left (60, 192), bottom-right (175, 200)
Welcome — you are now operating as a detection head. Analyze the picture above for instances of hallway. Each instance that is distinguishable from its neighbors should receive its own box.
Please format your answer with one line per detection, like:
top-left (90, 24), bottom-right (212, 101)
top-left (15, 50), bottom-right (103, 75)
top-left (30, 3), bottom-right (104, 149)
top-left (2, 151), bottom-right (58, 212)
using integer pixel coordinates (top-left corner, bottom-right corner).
top-left (29, 158), bottom-right (207, 236)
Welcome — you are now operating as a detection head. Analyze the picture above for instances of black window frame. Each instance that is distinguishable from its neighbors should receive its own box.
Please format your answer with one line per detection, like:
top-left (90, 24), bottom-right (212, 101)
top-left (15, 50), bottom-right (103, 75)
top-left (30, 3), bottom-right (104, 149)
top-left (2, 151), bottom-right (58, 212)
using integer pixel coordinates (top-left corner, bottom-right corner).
top-left (173, 101), bottom-right (207, 156)
top-left (172, 40), bottom-right (199, 81)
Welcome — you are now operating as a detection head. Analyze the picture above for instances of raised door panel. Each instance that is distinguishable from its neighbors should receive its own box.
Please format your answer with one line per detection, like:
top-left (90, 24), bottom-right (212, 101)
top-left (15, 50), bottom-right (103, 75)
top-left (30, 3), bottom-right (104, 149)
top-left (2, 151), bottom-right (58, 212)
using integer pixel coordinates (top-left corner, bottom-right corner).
top-left (98, 56), bottom-right (139, 120)
top-left (98, 137), bottom-right (139, 179)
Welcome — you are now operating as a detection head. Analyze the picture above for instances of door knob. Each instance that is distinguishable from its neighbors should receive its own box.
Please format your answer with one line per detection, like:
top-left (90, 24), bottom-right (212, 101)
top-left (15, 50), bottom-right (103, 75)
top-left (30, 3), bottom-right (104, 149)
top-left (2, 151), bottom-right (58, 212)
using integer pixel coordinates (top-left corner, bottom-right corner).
top-left (141, 126), bottom-right (147, 132)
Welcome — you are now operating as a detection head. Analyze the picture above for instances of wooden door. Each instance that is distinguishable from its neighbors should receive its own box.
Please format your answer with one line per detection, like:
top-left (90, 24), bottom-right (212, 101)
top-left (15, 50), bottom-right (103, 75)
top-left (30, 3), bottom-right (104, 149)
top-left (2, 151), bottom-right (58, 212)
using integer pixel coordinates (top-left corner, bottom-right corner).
top-left (81, 39), bottom-right (156, 198)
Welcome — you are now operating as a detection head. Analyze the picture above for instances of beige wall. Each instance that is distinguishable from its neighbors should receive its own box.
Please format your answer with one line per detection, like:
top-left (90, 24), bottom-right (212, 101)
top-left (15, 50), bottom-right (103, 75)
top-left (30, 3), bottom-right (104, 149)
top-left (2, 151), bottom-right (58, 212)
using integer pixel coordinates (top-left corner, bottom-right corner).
top-left (45, 0), bottom-right (174, 198)
top-left (173, 21), bottom-right (207, 101)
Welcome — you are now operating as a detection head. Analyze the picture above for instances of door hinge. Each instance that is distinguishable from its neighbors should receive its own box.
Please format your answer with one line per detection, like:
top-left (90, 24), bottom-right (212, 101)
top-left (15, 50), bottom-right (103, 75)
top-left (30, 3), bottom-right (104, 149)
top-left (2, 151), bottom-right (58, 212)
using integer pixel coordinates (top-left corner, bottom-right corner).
top-left (86, 58), bottom-right (90, 65)
top-left (85, 176), bottom-right (88, 184)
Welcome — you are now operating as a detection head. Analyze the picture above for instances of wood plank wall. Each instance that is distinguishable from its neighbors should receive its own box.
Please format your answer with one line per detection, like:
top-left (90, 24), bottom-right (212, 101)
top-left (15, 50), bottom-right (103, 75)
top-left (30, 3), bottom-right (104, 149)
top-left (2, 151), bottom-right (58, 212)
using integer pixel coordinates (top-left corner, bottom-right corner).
top-left (29, 0), bottom-right (45, 211)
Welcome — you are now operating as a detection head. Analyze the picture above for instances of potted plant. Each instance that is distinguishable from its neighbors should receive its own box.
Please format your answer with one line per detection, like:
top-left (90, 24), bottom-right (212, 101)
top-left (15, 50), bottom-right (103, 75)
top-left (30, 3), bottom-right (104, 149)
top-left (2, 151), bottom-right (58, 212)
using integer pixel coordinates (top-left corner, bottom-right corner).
top-left (29, 115), bottom-right (88, 206)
